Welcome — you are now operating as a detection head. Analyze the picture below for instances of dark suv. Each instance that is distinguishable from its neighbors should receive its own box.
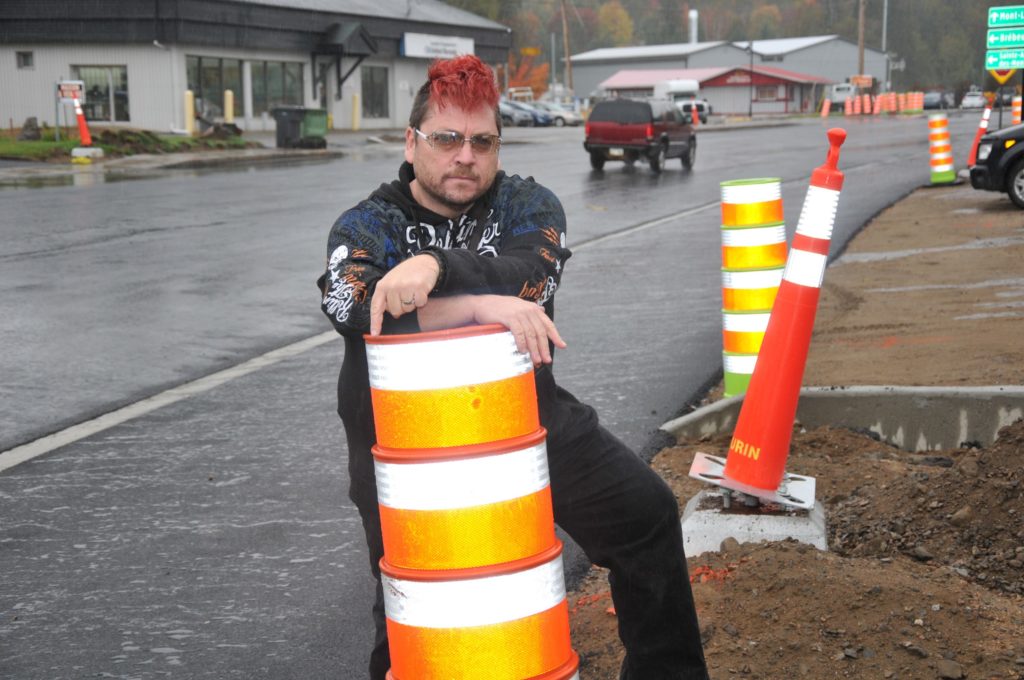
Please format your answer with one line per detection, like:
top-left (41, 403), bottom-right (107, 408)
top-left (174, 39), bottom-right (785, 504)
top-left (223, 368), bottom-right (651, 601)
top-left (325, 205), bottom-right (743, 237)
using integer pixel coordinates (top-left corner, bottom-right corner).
top-left (969, 123), bottom-right (1024, 209)
top-left (583, 98), bottom-right (696, 173)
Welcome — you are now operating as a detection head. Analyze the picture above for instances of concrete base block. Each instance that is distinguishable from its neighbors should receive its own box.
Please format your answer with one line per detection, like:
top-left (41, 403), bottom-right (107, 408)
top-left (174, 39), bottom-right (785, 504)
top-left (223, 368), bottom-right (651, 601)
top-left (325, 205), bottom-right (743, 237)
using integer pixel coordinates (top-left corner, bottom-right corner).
top-left (71, 147), bottom-right (104, 158)
top-left (681, 489), bottom-right (828, 558)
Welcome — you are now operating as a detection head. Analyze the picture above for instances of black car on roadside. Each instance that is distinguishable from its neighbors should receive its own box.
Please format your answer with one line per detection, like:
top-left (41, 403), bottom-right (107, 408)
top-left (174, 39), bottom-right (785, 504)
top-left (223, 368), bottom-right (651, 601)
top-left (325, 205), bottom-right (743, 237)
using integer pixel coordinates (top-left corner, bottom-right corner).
top-left (970, 122), bottom-right (1024, 209)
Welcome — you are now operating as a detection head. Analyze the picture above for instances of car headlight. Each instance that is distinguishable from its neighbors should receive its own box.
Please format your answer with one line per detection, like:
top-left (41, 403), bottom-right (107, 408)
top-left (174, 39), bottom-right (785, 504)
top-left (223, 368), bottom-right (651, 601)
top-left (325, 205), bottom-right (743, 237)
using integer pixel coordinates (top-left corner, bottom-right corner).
top-left (977, 143), bottom-right (992, 162)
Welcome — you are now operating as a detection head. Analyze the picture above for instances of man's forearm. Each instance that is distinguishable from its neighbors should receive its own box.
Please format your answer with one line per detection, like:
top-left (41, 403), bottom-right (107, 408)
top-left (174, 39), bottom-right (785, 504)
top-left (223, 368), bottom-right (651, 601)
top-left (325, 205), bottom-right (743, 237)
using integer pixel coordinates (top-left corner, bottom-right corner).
top-left (416, 295), bottom-right (479, 332)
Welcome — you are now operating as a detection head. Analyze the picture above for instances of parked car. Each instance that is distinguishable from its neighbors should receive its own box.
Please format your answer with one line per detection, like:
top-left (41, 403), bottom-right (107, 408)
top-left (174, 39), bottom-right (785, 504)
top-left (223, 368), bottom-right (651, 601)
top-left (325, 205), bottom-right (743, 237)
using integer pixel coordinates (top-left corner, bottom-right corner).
top-left (505, 100), bottom-right (553, 127)
top-left (498, 100), bottom-right (532, 127)
top-left (923, 90), bottom-right (950, 110)
top-left (970, 123), bottom-right (1024, 209)
top-left (961, 91), bottom-right (988, 109)
top-left (583, 98), bottom-right (695, 173)
top-left (532, 101), bottom-right (583, 127)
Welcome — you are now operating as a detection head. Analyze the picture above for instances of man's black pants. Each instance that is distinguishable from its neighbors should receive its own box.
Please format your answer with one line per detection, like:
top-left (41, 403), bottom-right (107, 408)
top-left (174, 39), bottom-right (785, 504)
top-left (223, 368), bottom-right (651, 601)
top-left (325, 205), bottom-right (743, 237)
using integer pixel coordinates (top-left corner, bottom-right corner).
top-left (346, 421), bottom-right (709, 680)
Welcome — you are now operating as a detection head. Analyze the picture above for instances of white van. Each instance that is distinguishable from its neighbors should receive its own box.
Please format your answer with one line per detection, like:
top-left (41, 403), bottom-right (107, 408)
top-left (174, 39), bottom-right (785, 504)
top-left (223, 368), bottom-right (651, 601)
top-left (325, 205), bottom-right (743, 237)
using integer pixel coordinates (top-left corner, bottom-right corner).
top-left (825, 83), bottom-right (857, 106)
top-left (652, 79), bottom-right (710, 123)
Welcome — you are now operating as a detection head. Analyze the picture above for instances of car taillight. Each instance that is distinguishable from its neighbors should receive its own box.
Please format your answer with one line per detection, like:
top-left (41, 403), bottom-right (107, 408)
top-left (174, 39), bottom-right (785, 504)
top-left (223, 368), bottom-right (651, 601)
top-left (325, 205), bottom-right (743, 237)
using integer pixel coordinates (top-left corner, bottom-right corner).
top-left (645, 123), bottom-right (653, 139)
top-left (584, 122), bottom-right (590, 138)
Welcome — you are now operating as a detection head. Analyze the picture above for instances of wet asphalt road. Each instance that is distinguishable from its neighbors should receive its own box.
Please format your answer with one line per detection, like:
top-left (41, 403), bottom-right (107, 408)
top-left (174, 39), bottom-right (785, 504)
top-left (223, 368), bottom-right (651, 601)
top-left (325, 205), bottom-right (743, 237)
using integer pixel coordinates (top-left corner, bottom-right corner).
top-left (0, 113), bottom-right (980, 679)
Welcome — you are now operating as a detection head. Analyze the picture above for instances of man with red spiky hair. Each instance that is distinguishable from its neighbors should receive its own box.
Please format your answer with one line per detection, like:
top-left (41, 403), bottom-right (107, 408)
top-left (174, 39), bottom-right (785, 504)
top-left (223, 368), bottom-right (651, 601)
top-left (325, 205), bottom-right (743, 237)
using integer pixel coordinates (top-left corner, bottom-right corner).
top-left (318, 55), bottom-right (709, 680)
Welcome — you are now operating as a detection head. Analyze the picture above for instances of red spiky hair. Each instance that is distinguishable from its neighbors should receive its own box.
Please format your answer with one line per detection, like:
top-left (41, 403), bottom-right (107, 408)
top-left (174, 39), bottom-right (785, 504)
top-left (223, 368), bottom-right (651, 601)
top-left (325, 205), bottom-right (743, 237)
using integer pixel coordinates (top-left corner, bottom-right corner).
top-left (427, 55), bottom-right (499, 113)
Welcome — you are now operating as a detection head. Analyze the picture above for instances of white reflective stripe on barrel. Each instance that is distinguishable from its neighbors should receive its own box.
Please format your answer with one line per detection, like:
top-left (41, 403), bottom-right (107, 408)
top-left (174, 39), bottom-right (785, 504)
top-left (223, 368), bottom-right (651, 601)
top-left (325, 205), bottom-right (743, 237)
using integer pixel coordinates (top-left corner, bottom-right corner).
top-left (794, 186), bottom-right (840, 240)
top-left (783, 249), bottom-right (828, 288)
top-left (721, 181), bottom-right (780, 204)
top-left (720, 224), bottom-right (786, 247)
top-left (932, 162), bottom-right (954, 172)
top-left (721, 267), bottom-right (784, 289)
top-left (383, 554), bottom-right (566, 628)
top-left (367, 331), bottom-right (531, 390)
top-left (722, 311), bottom-right (770, 332)
top-left (375, 442), bottom-right (549, 510)
top-left (723, 353), bottom-right (757, 374)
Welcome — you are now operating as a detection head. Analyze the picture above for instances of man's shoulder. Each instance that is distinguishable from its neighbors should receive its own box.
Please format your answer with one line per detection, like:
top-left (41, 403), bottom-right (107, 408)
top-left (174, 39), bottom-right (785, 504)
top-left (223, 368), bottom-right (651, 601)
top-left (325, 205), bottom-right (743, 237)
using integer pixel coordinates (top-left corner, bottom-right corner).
top-left (337, 191), bottom-right (406, 231)
top-left (494, 172), bottom-right (561, 208)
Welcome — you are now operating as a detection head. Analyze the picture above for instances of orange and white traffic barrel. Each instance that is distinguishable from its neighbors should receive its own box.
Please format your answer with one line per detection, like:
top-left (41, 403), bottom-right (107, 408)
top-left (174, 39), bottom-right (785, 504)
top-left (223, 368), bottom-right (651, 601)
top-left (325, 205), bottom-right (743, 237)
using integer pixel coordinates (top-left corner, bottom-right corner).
top-left (843, 96), bottom-right (852, 116)
top-left (1012, 95), bottom-right (1022, 125)
top-left (381, 543), bottom-right (578, 680)
top-left (968, 107), bottom-right (992, 167)
top-left (366, 325), bottom-right (538, 449)
top-left (928, 113), bottom-right (956, 184)
top-left (691, 128), bottom-right (847, 511)
top-left (719, 178), bottom-right (787, 397)
top-left (373, 429), bottom-right (556, 571)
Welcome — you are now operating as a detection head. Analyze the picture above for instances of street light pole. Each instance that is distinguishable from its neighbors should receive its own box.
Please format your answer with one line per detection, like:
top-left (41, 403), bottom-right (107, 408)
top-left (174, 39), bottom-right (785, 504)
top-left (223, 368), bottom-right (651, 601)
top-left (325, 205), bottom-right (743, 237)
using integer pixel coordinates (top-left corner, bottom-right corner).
top-left (748, 42), bottom-right (754, 118)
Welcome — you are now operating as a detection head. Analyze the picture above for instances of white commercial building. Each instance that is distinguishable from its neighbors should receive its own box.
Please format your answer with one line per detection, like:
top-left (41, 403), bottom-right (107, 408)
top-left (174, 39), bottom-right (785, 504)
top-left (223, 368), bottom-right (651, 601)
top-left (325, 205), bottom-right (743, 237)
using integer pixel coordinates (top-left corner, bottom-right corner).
top-left (572, 35), bottom-right (888, 101)
top-left (0, 0), bottom-right (510, 133)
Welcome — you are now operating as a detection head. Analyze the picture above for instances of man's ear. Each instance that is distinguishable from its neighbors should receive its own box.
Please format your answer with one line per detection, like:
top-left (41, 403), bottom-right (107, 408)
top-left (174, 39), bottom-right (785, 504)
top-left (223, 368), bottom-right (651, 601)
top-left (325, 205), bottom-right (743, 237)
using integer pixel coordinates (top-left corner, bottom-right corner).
top-left (404, 127), bottom-right (416, 164)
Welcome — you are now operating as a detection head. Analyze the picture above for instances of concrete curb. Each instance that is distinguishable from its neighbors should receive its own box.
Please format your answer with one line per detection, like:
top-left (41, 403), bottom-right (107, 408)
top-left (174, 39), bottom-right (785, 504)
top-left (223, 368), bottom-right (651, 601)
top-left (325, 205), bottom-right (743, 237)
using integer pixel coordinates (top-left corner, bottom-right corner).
top-left (661, 385), bottom-right (1024, 452)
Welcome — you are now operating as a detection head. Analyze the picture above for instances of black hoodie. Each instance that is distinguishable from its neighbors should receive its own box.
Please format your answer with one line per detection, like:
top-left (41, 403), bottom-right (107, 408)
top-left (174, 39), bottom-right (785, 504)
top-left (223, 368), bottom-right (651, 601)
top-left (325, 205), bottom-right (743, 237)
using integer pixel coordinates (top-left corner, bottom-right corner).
top-left (317, 161), bottom-right (597, 458)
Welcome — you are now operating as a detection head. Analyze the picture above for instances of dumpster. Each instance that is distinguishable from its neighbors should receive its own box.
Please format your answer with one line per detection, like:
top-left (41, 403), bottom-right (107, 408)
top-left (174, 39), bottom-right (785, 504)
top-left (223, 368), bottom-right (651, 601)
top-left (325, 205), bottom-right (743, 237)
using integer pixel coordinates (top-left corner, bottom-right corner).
top-left (271, 106), bottom-right (305, 148)
top-left (301, 108), bottom-right (328, 141)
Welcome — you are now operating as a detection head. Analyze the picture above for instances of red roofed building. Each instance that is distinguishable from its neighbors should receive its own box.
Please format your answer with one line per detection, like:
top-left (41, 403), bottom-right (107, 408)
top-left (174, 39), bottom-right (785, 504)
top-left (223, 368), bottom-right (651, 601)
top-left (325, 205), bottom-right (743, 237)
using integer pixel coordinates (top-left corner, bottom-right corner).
top-left (599, 65), bottom-right (833, 116)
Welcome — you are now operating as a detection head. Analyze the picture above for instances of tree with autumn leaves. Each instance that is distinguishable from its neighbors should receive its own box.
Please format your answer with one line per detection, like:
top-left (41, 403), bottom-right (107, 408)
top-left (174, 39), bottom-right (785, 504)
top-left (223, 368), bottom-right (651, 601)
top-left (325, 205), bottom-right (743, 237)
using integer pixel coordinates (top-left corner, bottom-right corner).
top-left (443, 1), bottom-right (1000, 98)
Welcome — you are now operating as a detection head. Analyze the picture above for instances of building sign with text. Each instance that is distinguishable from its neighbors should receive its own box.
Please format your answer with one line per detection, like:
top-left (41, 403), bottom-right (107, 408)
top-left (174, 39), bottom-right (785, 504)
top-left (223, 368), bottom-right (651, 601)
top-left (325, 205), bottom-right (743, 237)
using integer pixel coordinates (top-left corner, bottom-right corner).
top-left (401, 33), bottom-right (474, 59)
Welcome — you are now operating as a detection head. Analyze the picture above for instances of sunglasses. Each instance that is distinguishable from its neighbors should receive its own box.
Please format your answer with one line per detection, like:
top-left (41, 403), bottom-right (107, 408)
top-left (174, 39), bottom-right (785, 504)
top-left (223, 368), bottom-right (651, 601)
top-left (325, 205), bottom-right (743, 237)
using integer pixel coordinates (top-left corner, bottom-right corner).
top-left (414, 128), bottom-right (502, 155)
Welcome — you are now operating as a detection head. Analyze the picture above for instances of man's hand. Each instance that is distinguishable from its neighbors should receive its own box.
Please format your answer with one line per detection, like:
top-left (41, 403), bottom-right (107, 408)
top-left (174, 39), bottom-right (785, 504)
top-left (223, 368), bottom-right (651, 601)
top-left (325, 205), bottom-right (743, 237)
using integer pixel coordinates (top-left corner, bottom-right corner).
top-left (470, 295), bottom-right (567, 365)
top-left (369, 254), bottom-right (440, 335)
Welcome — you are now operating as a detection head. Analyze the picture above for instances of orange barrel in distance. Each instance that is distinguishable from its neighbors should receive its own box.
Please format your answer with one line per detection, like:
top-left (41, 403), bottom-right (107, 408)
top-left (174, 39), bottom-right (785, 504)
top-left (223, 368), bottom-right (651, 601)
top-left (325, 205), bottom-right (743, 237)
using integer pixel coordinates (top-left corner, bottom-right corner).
top-left (1012, 95), bottom-right (1022, 125)
top-left (928, 113), bottom-right (956, 185)
top-left (366, 324), bottom-right (538, 449)
top-left (719, 178), bottom-right (786, 397)
top-left (382, 543), bottom-right (578, 680)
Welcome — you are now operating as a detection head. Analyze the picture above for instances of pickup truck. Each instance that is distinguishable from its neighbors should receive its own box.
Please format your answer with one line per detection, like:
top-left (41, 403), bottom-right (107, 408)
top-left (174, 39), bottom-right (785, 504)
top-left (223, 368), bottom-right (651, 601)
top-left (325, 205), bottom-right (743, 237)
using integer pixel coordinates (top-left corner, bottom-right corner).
top-left (583, 98), bottom-right (696, 173)
top-left (969, 122), bottom-right (1024, 209)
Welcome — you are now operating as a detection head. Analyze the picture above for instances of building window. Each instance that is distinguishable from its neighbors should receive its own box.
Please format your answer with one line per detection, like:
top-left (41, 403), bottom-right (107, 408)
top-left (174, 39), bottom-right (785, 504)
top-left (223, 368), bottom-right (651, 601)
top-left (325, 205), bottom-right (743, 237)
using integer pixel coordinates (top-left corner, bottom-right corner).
top-left (361, 65), bottom-right (389, 119)
top-left (70, 65), bottom-right (129, 122)
top-left (250, 60), bottom-right (304, 116)
top-left (186, 55), bottom-right (243, 120)
top-left (16, 51), bottom-right (34, 69)
top-left (756, 85), bottom-right (780, 101)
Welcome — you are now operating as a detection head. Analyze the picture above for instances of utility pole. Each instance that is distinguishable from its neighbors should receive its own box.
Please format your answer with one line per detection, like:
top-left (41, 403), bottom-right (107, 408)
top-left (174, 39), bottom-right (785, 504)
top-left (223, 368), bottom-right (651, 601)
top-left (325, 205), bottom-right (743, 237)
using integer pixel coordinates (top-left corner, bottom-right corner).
top-left (561, 0), bottom-right (573, 95)
top-left (881, 0), bottom-right (889, 91)
top-left (857, 0), bottom-right (865, 79)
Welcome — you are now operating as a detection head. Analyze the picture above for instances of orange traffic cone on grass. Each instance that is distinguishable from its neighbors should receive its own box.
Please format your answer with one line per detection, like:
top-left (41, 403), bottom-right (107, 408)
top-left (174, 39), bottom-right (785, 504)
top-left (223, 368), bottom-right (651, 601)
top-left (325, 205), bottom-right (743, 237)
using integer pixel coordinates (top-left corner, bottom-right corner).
top-left (690, 128), bottom-right (847, 509)
top-left (72, 97), bottom-right (92, 147)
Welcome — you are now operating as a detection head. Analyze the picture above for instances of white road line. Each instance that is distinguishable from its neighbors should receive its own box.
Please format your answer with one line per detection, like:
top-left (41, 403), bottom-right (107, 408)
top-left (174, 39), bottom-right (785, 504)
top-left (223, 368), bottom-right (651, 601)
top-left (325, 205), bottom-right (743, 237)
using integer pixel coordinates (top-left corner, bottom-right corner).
top-left (573, 201), bottom-right (719, 251)
top-left (0, 331), bottom-right (339, 473)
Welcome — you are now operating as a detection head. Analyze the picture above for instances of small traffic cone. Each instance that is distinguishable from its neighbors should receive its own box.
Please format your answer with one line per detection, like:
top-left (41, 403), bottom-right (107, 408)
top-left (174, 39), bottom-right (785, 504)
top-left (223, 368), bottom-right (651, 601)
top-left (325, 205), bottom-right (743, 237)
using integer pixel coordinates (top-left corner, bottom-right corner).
top-left (820, 98), bottom-right (831, 117)
top-left (691, 100), bottom-right (700, 126)
top-left (1012, 96), bottom-right (1022, 125)
top-left (928, 113), bottom-right (956, 184)
top-left (72, 97), bottom-right (92, 147)
top-left (967, 107), bottom-right (992, 166)
top-left (690, 129), bottom-right (846, 510)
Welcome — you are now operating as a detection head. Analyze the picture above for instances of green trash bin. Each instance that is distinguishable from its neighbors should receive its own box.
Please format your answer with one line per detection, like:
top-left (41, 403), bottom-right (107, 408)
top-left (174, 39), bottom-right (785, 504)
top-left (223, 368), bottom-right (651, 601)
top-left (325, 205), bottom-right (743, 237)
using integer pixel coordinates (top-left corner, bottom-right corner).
top-left (299, 108), bottom-right (328, 148)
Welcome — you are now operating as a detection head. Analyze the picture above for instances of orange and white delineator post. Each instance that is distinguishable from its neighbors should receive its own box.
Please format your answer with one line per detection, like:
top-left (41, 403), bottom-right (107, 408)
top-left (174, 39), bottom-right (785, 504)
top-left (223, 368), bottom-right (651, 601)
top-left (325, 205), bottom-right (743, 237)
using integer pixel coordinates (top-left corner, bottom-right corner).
top-left (366, 324), bottom-right (578, 680)
top-left (928, 113), bottom-right (956, 185)
top-left (967, 107), bottom-right (992, 166)
top-left (1012, 95), bottom-right (1022, 125)
top-left (690, 128), bottom-right (847, 510)
top-left (72, 97), bottom-right (92, 147)
top-left (719, 178), bottom-right (787, 397)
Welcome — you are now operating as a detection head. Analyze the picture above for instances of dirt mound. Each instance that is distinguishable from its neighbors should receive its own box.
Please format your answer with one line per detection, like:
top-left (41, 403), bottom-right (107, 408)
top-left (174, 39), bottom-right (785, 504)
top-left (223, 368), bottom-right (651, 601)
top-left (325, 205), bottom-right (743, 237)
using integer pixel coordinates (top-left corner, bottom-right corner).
top-left (569, 421), bottom-right (1024, 679)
